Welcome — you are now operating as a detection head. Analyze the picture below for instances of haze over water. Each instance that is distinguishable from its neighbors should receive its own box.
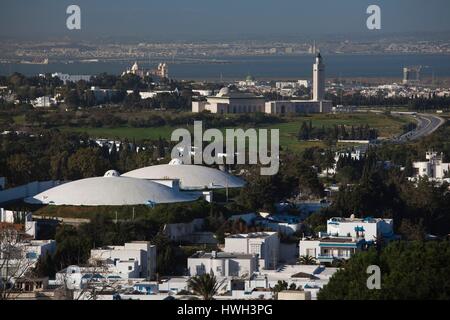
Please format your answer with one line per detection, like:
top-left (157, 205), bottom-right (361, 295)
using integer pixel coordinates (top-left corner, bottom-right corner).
top-left (1, 54), bottom-right (450, 81)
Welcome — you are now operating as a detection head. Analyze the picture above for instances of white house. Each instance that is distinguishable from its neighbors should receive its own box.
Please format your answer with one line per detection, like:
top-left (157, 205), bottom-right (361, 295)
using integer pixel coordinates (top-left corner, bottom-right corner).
top-left (158, 277), bottom-right (190, 294)
top-left (224, 232), bottom-right (280, 270)
top-left (188, 251), bottom-right (257, 277)
top-left (299, 236), bottom-right (365, 264)
top-left (298, 215), bottom-right (396, 264)
top-left (326, 216), bottom-right (395, 242)
top-left (90, 241), bottom-right (156, 279)
top-left (297, 80), bottom-right (310, 88)
top-left (413, 151), bottom-right (450, 180)
top-left (275, 80), bottom-right (310, 90)
top-left (21, 240), bottom-right (56, 262)
top-left (0, 239), bottom-right (56, 279)
top-left (51, 72), bottom-right (91, 84)
top-left (55, 266), bottom-right (125, 290)
top-left (243, 265), bottom-right (338, 300)
top-left (32, 96), bottom-right (56, 108)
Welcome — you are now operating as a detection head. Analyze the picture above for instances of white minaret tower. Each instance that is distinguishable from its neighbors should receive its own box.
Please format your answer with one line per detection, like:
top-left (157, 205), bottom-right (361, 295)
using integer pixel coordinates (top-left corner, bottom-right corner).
top-left (313, 53), bottom-right (325, 101)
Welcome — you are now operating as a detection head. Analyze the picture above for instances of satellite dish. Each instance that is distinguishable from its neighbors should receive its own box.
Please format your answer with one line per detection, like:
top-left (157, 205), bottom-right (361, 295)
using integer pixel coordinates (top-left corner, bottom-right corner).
top-left (169, 158), bottom-right (183, 165)
top-left (67, 265), bottom-right (81, 274)
top-left (104, 170), bottom-right (120, 177)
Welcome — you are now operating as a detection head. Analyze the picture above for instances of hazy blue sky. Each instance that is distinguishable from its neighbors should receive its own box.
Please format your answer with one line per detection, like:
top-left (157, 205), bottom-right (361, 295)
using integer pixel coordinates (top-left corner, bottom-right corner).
top-left (1, 0), bottom-right (450, 40)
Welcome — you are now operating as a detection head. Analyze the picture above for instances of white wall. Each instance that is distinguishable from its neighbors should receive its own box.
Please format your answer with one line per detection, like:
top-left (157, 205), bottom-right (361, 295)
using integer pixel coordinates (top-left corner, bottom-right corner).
top-left (327, 218), bottom-right (394, 241)
top-left (0, 180), bottom-right (62, 204)
top-left (265, 100), bottom-right (332, 115)
top-left (158, 278), bottom-right (189, 293)
top-left (90, 242), bottom-right (156, 279)
top-left (194, 97), bottom-right (266, 114)
top-left (115, 260), bottom-right (139, 278)
top-left (23, 240), bottom-right (56, 261)
top-left (192, 101), bottom-right (207, 113)
top-left (413, 153), bottom-right (450, 180)
top-left (0, 209), bottom-right (32, 224)
top-left (224, 233), bottom-right (280, 270)
top-left (299, 240), bottom-right (320, 259)
top-left (188, 256), bottom-right (256, 277)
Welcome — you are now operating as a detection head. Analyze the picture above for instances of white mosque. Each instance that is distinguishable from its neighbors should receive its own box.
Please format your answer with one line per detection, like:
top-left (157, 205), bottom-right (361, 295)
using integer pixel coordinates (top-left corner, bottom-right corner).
top-left (192, 53), bottom-right (332, 115)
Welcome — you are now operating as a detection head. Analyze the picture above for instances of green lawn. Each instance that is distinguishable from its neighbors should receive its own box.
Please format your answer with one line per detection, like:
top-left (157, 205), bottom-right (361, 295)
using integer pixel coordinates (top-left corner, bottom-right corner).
top-left (13, 115), bottom-right (26, 125)
top-left (264, 113), bottom-right (410, 136)
top-left (59, 112), bottom-right (409, 152)
top-left (263, 113), bottom-right (410, 151)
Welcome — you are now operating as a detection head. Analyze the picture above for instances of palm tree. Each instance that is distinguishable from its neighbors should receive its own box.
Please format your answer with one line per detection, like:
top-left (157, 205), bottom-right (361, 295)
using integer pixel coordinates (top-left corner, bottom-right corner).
top-left (272, 280), bottom-right (288, 293)
top-left (187, 272), bottom-right (219, 300)
top-left (298, 255), bottom-right (317, 265)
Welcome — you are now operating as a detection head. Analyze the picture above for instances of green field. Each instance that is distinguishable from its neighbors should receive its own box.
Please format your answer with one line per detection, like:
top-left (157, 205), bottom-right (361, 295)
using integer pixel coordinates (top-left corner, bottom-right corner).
top-left (12, 115), bottom-right (26, 125)
top-left (263, 113), bottom-right (411, 151)
top-left (59, 112), bottom-right (410, 152)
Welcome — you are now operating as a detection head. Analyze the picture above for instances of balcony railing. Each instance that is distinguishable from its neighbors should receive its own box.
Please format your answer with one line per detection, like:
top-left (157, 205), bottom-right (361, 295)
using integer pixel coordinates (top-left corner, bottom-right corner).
top-left (317, 254), bottom-right (351, 260)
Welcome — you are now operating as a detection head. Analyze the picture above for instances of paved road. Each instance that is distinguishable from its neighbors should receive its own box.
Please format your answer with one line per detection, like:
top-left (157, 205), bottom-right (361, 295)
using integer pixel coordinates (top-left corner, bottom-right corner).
top-left (352, 111), bottom-right (446, 154)
top-left (392, 112), bottom-right (446, 143)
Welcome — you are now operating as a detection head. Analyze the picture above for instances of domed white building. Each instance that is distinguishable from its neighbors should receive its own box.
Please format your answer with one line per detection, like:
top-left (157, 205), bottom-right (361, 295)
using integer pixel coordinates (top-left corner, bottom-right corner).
top-left (121, 61), bottom-right (169, 79)
top-left (191, 86), bottom-right (265, 114)
top-left (216, 87), bottom-right (230, 97)
top-left (25, 171), bottom-right (200, 206)
top-left (122, 162), bottom-right (246, 191)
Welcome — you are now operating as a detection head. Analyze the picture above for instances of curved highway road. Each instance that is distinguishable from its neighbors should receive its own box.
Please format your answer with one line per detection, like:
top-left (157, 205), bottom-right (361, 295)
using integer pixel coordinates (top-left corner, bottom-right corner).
top-left (392, 113), bottom-right (446, 143)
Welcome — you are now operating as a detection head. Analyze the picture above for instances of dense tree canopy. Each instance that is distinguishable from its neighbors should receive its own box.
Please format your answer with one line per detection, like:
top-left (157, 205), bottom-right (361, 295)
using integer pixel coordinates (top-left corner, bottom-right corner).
top-left (318, 241), bottom-right (450, 300)
top-left (0, 130), bottom-right (163, 187)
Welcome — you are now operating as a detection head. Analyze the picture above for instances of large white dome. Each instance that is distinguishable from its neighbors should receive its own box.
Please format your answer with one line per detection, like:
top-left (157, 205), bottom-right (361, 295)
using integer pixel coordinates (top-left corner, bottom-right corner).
top-left (122, 164), bottom-right (246, 190)
top-left (216, 87), bottom-right (230, 97)
top-left (25, 175), bottom-right (199, 206)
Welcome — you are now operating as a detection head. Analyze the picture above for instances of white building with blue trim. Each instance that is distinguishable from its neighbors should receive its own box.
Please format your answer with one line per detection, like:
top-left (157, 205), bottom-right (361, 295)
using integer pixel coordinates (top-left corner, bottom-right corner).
top-left (299, 215), bottom-right (395, 264)
top-left (299, 236), bottom-right (366, 264)
top-left (326, 216), bottom-right (394, 242)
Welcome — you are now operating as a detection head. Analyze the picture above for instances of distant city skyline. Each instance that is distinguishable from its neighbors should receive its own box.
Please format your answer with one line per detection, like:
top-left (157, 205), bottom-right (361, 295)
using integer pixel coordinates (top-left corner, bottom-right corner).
top-left (1, 0), bottom-right (450, 41)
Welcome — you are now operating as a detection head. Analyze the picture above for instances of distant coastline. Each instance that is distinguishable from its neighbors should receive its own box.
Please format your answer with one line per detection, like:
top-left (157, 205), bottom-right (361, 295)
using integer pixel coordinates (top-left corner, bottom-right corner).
top-left (1, 54), bottom-right (450, 81)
